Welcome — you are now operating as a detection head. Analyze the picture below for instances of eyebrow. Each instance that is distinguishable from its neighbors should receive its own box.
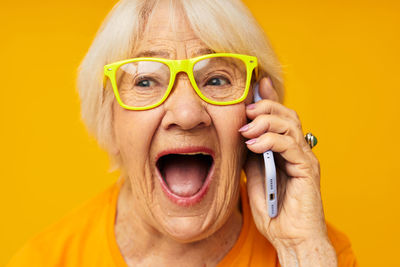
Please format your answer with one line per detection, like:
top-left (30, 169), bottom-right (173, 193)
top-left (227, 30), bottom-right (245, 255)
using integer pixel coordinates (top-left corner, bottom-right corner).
top-left (191, 48), bottom-right (215, 57)
top-left (135, 48), bottom-right (215, 59)
top-left (136, 50), bottom-right (171, 58)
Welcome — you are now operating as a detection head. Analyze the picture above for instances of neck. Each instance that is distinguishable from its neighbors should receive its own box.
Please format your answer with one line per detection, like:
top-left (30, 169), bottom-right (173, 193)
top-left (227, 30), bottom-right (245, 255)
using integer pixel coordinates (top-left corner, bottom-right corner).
top-left (115, 180), bottom-right (243, 267)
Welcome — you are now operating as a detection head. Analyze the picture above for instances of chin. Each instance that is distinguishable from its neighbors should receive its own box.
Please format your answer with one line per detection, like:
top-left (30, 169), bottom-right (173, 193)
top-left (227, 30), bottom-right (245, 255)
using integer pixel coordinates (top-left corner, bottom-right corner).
top-left (160, 216), bottom-right (216, 243)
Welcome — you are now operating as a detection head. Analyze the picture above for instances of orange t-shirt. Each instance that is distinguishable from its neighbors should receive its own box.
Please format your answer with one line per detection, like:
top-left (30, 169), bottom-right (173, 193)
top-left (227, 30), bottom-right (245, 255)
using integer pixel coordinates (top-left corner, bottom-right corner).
top-left (7, 177), bottom-right (358, 266)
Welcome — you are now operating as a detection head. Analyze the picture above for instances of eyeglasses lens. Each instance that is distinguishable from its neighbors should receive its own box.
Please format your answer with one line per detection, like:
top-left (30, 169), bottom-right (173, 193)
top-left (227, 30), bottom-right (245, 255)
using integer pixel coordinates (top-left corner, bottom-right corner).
top-left (117, 61), bottom-right (170, 108)
top-left (193, 57), bottom-right (247, 102)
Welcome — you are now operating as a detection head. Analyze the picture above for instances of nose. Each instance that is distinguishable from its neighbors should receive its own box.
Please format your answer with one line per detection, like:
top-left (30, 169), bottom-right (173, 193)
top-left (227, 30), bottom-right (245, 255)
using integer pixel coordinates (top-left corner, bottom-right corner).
top-left (161, 73), bottom-right (211, 131)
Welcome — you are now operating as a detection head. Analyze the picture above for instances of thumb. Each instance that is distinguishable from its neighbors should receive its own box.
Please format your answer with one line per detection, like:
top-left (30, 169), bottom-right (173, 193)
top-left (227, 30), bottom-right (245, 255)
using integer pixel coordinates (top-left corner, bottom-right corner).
top-left (259, 77), bottom-right (279, 102)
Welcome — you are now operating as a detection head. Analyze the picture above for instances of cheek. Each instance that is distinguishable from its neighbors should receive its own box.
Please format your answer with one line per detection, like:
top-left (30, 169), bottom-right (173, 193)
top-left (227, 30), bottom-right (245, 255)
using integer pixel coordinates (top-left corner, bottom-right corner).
top-left (208, 104), bottom-right (247, 223)
top-left (211, 104), bottom-right (248, 161)
top-left (113, 103), bottom-right (163, 170)
top-left (215, 103), bottom-right (247, 137)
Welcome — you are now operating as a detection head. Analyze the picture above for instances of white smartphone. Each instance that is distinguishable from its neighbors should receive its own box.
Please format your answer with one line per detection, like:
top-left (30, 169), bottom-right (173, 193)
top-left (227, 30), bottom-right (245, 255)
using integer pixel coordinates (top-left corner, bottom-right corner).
top-left (253, 83), bottom-right (278, 218)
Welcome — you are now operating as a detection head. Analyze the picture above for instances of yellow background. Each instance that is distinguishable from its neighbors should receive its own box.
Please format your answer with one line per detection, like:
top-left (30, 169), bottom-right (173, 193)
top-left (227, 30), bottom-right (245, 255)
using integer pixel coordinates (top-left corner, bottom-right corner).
top-left (1, 0), bottom-right (399, 266)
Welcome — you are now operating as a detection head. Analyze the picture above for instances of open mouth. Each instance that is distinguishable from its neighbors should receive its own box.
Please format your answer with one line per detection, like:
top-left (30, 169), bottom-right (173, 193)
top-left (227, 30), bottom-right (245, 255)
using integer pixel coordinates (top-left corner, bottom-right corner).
top-left (156, 151), bottom-right (214, 203)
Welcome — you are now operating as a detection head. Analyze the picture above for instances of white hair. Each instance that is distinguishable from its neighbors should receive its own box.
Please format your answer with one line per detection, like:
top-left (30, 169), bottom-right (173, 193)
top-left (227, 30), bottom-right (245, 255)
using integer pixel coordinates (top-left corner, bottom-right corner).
top-left (77, 0), bottom-right (284, 169)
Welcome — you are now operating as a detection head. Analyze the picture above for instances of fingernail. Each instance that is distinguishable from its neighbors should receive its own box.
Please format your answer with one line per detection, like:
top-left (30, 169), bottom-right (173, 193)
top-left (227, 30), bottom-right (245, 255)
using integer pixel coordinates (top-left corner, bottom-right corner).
top-left (238, 123), bottom-right (251, 132)
top-left (245, 138), bottom-right (258, 145)
top-left (246, 103), bottom-right (256, 110)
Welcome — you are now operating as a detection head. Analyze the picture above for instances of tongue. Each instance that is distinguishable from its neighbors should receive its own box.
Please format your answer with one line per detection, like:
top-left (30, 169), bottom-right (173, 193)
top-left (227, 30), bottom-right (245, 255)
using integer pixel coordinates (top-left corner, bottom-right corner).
top-left (162, 155), bottom-right (208, 197)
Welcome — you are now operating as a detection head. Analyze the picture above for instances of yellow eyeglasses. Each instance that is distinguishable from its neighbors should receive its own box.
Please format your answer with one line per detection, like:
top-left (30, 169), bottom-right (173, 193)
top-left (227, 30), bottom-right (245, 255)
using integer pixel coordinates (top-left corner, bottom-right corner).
top-left (103, 53), bottom-right (258, 110)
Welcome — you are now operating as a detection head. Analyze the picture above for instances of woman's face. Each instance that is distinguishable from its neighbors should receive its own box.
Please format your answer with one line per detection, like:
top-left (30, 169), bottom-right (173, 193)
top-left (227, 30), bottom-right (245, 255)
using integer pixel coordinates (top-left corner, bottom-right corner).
top-left (113, 1), bottom-right (252, 242)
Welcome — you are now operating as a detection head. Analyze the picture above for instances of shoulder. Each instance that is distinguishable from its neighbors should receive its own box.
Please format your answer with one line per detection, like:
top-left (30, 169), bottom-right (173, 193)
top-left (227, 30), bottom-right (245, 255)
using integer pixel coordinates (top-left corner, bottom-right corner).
top-left (6, 181), bottom-right (120, 267)
top-left (326, 222), bottom-right (359, 266)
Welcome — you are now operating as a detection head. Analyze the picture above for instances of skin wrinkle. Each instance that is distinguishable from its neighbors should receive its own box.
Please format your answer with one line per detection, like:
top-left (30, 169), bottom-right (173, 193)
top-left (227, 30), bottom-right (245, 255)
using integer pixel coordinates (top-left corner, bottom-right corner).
top-left (212, 120), bottom-right (244, 235)
top-left (141, 37), bottom-right (212, 57)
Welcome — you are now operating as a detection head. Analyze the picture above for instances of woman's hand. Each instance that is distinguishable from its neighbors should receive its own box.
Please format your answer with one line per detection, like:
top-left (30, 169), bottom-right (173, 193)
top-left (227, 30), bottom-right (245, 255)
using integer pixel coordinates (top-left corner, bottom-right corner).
top-left (241, 77), bottom-right (337, 266)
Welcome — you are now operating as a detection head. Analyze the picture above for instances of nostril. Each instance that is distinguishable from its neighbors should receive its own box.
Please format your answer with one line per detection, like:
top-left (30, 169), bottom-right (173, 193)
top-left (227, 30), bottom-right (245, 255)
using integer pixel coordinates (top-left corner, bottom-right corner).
top-left (162, 98), bottom-right (211, 131)
top-left (165, 121), bottom-right (207, 131)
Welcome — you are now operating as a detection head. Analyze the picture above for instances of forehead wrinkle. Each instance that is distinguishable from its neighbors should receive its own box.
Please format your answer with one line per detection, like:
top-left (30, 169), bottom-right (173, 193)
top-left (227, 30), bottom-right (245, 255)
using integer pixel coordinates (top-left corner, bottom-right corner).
top-left (135, 47), bottom-right (215, 59)
top-left (136, 17), bottom-right (213, 59)
top-left (134, 39), bottom-right (176, 58)
top-left (135, 38), bottom-right (214, 60)
top-left (185, 39), bottom-right (215, 58)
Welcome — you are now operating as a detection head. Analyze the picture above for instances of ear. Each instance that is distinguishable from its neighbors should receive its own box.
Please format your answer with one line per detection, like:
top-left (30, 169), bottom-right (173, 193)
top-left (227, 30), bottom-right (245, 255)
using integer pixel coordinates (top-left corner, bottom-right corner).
top-left (259, 77), bottom-right (279, 102)
top-left (108, 138), bottom-right (120, 157)
top-left (106, 129), bottom-right (121, 172)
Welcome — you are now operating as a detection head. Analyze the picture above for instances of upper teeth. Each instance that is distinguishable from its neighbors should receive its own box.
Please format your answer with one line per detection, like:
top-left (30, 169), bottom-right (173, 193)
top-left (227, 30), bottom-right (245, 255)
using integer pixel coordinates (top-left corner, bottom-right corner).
top-left (177, 152), bottom-right (209, 156)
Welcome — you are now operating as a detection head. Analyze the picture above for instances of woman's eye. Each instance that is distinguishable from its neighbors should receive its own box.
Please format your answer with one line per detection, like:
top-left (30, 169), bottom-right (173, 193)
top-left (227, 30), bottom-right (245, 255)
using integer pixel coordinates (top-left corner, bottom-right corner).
top-left (206, 77), bottom-right (230, 86)
top-left (136, 79), bottom-right (154, 87)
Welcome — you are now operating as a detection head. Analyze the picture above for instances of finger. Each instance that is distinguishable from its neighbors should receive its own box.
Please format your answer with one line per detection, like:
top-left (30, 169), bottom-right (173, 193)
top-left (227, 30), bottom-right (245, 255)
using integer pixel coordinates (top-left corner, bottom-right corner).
top-left (274, 144), bottom-right (321, 188)
top-left (259, 77), bottom-right (279, 102)
top-left (246, 99), bottom-right (301, 123)
top-left (247, 77), bottom-right (302, 136)
top-left (246, 133), bottom-right (311, 178)
top-left (240, 114), bottom-right (304, 146)
top-left (245, 100), bottom-right (311, 154)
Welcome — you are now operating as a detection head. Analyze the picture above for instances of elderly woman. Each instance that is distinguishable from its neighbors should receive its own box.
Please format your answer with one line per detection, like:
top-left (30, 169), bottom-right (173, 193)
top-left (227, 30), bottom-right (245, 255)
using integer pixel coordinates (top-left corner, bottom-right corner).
top-left (8, 0), bottom-right (357, 266)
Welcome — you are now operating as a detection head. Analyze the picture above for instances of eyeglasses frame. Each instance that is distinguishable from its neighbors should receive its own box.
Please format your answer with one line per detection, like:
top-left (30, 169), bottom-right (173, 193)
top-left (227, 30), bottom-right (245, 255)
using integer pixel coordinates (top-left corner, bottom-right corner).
top-left (103, 53), bottom-right (258, 111)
